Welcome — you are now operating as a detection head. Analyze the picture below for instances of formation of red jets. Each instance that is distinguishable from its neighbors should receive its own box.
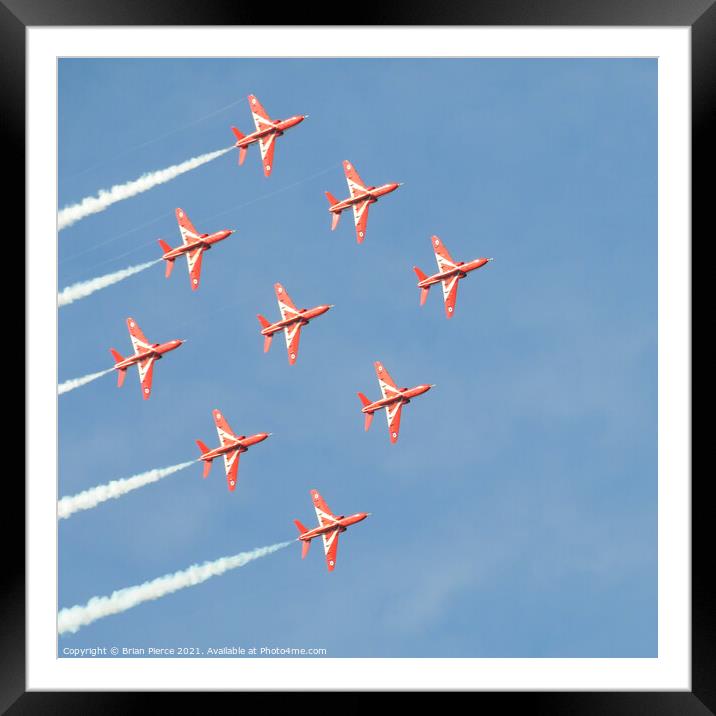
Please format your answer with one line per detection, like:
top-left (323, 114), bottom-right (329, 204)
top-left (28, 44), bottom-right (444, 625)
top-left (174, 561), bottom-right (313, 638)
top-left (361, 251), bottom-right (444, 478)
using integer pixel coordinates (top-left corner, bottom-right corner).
top-left (101, 94), bottom-right (493, 571)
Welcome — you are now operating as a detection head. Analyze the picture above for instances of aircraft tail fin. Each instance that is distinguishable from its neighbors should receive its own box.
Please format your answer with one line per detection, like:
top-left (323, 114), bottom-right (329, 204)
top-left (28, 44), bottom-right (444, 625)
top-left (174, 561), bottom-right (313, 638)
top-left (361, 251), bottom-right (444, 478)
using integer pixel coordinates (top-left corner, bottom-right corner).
top-left (358, 393), bottom-right (374, 431)
top-left (326, 193), bottom-right (341, 231)
top-left (110, 350), bottom-right (126, 387)
top-left (196, 440), bottom-right (212, 478)
top-left (294, 520), bottom-right (311, 559)
top-left (231, 128), bottom-right (248, 164)
top-left (257, 315), bottom-right (273, 353)
top-left (158, 240), bottom-right (175, 277)
top-left (325, 194), bottom-right (341, 230)
top-left (294, 519), bottom-right (309, 536)
top-left (413, 267), bottom-right (430, 305)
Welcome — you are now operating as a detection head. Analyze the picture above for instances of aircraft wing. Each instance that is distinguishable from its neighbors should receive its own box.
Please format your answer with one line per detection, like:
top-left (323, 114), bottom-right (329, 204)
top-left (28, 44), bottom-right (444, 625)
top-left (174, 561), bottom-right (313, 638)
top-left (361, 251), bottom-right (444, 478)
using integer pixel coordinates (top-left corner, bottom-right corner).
top-left (176, 208), bottom-right (200, 245)
top-left (385, 400), bottom-right (403, 444)
top-left (126, 317), bottom-right (152, 354)
top-left (441, 275), bottom-right (460, 318)
top-left (432, 236), bottom-right (457, 273)
top-left (213, 409), bottom-right (238, 446)
top-left (258, 133), bottom-right (277, 177)
top-left (185, 247), bottom-right (204, 290)
top-left (352, 200), bottom-right (370, 243)
top-left (136, 355), bottom-right (156, 400)
top-left (274, 283), bottom-right (299, 321)
top-left (322, 528), bottom-right (340, 571)
top-left (283, 322), bottom-right (302, 365)
top-left (343, 160), bottom-right (367, 198)
top-left (223, 449), bottom-right (240, 491)
top-left (248, 94), bottom-right (275, 131)
top-left (311, 489), bottom-right (337, 527)
top-left (374, 361), bottom-right (400, 400)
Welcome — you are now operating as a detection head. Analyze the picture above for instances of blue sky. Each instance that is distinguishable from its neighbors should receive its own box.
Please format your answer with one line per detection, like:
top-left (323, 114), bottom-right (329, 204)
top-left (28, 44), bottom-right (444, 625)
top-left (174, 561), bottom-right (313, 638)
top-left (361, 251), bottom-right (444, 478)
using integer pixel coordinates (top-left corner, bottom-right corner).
top-left (58, 58), bottom-right (657, 657)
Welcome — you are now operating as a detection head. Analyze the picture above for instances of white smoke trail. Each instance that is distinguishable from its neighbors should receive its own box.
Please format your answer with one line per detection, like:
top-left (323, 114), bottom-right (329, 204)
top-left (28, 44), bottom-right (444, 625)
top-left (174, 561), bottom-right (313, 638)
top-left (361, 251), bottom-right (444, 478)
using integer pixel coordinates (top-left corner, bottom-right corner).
top-left (58, 146), bottom-right (233, 230)
top-left (58, 541), bottom-right (293, 634)
top-left (58, 260), bottom-right (159, 307)
top-left (58, 368), bottom-right (113, 395)
top-left (58, 461), bottom-right (195, 520)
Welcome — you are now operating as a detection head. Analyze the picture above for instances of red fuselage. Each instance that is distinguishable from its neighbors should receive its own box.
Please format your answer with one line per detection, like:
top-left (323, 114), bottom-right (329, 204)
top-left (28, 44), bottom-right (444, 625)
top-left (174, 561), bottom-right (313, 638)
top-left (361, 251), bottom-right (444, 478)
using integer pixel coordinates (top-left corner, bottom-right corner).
top-left (234, 115), bottom-right (306, 149)
top-left (261, 304), bottom-right (333, 337)
top-left (199, 432), bottom-right (270, 464)
top-left (329, 183), bottom-right (401, 215)
top-left (160, 230), bottom-right (234, 261)
top-left (298, 512), bottom-right (370, 543)
top-left (417, 257), bottom-right (492, 288)
top-left (362, 384), bottom-right (433, 414)
top-left (112, 340), bottom-right (184, 371)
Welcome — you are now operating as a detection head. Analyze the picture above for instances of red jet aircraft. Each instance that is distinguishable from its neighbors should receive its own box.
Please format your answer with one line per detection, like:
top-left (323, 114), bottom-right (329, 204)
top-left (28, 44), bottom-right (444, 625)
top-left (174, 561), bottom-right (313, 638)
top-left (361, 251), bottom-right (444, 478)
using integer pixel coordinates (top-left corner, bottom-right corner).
top-left (294, 489), bottom-right (369, 572)
top-left (196, 409), bottom-right (270, 491)
top-left (358, 361), bottom-right (433, 444)
top-left (257, 283), bottom-right (332, 365)
top-left (325, 160), bottom-right (401, 243)
top-left (230, 94), bottom-right (307, 177)
top-left (109, 318), bottom-right (184, 400)
top-left (158, 208), bottom-right (235, 291)
top-left (413, 236), bottom-right (493, 318)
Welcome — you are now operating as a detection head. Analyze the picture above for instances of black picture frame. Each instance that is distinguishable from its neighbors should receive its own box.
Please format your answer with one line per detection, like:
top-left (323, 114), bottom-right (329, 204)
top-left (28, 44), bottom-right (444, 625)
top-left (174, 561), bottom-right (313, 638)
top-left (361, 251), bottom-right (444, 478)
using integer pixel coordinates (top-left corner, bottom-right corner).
top-left (8, 0), bottom-right (705, 709)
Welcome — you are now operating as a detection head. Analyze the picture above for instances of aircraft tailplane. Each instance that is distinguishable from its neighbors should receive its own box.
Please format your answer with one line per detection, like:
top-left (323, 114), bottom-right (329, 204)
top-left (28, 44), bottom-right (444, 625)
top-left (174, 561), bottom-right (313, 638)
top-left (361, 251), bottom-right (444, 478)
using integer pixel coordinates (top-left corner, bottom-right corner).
top-left (413, 267), bottom-right (430, 305)
top-left (358, 393), bottom-right (374, 431)
top-left (258, 315), bottom-right (273, 352)
top-left (294, 519), bottom-right (309, 535)
top-left (196, 440), bottom-right (212, 478)
top-left (158, 240), bottom-right (175, 277)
